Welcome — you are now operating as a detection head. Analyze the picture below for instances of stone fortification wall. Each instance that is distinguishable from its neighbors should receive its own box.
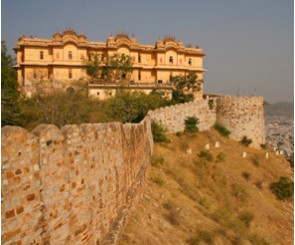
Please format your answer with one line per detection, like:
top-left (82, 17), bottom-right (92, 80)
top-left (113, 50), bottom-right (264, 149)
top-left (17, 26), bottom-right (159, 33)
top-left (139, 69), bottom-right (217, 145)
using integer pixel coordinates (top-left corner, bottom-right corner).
top-left (1, 117), bottom-right (153, 244)
top-left (216, 96), bottom-right (265, 148)
top-left (148, 98), bottom-right (217, 133)
top-left (148, 96), bottom-right (265, 148)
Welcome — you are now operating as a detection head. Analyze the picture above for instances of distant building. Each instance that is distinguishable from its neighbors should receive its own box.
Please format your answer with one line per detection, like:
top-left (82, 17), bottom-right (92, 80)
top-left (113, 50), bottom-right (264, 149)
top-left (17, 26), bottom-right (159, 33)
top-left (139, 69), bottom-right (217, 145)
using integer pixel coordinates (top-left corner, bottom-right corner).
top-left (13, 29), bottom-right (206, 99)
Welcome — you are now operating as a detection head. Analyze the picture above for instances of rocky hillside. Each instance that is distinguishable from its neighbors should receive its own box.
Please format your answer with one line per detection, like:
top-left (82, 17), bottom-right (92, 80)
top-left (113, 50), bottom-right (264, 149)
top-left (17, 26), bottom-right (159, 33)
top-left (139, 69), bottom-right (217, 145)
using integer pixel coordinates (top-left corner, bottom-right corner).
top-left (117, 130), bottom-right (293, 245)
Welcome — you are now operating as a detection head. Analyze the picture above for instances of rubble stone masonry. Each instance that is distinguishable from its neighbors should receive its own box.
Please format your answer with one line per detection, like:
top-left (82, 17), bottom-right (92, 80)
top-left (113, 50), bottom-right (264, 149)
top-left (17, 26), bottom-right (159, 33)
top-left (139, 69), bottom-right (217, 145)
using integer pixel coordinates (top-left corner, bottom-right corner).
top-left (149, 96), bottom-right (265, 148)
top-left (216, 96), bottom-right (265, 148)
top-left (148, 98), bottom-right (217, 133)
top-left (1, 117), bottom-right (153, 244)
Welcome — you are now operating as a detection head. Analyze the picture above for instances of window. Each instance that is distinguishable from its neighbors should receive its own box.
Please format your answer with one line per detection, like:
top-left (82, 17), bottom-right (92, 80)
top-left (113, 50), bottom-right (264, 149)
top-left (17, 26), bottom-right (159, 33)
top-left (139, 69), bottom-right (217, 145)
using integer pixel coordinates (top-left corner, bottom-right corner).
top-left (188, 58), bottom-right (192, 66)
top-left (40, 51), bottom-right (44, 60)
top-left (138, 72), bottom-right (141, 81)
top-left (169, 56), bottom-right (173, 64)
top-left (33, 70), bottom-right (37, 79)
top-left (68, 69), bottom-right (72, 79)
top-left (68, 51), bottom-right (73, 60)
top-left (138, 55), bottom-right (141, 63)
top-left (122, 73), bottom-right (126, 80)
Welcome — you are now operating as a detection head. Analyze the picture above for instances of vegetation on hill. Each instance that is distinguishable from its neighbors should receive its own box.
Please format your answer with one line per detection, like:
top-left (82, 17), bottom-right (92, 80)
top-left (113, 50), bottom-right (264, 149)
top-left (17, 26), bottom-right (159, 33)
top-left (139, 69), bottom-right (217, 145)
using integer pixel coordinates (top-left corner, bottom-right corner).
top-left (170, 72), bottom-right (201, 103)
top-left (184, 116), bottom-right (199, 135)
top-left (117, 130), bottom-right (293, 245)
top-left (17, 88), bottom-right (171, 130)
top-left (214, 122), bottom-right (231, 137)
top-left (1, 41), bottom-right (22, 126)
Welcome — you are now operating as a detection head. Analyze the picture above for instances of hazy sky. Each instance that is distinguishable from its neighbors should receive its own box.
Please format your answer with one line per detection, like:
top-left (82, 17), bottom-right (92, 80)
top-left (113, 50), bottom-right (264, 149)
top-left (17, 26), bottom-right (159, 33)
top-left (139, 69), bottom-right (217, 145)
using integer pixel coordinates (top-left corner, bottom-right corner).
top-left (2, 0), bottom-right (293, 103)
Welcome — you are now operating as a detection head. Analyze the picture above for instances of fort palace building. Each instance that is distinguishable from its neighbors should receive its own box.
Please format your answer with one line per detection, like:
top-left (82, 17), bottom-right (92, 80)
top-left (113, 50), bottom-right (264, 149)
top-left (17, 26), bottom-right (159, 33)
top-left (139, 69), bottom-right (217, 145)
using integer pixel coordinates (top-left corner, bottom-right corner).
top-left (14, 29), bottom-right (206, 99)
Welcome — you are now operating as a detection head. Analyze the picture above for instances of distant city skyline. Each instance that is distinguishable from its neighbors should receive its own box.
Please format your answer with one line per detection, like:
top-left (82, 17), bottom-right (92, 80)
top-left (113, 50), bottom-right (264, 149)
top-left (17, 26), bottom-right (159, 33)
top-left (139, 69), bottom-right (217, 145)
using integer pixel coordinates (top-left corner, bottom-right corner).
top-left (2, 0), bottom-right (293, 103)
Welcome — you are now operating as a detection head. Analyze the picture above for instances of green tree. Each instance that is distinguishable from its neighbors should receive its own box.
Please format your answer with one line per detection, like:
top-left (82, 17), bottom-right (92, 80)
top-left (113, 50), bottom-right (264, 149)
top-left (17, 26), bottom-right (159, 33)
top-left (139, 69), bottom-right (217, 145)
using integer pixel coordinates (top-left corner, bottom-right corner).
top-left (1, 41), bottom-right (21, 126)
top-left (184, 116), bottom-right (199, 135)
top-left (86, 54), bottom-right (102, 82)
top-left (171, 72), bottom-right (201, 103)
top-left (105, 90), bottom-right (168, 123)
top-left (86, 53), bottom-right (133, 82)
top-left (19, 82), bottom-right (93, 129)
top-left (108, 53), bottom-right (133, 82)
top-left (270, 176), bottom-right (294, 200)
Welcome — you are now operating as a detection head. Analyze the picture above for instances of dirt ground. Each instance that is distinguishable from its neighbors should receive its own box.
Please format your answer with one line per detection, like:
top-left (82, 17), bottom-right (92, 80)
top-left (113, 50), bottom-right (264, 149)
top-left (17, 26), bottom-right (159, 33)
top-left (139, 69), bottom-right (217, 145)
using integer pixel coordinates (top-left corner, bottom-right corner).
top-left (117, 130), bottom-right (293, 245)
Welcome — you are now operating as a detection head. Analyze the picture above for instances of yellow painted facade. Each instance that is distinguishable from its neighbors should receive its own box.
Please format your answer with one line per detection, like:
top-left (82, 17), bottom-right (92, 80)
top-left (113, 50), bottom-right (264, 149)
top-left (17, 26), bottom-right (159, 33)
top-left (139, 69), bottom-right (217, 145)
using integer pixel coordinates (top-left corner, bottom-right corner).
top-left (14, 29), bottom-right (206, 98)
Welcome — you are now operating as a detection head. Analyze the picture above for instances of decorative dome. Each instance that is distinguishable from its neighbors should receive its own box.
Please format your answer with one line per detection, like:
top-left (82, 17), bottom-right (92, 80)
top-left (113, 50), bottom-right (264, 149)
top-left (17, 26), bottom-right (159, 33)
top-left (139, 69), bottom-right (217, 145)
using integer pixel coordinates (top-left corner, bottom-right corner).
top-left (107, 35), bottom-right (115, 41)
top-left (115, 32), bottom-right (130, 41)
top-left (53, 32), bottom-right (62, 40)
top-left (155, 39), bottom-right (164, 48)
top-left (163, 35), bottom-right (176, 44)
top-left (62, 29), bottom-right (77, 37)
top-left (78, 33), bottom-right (87, 42)
top-left (178, 41), bottom-right (184, 48)
top-left (130, 36), bottom-right (138, 45)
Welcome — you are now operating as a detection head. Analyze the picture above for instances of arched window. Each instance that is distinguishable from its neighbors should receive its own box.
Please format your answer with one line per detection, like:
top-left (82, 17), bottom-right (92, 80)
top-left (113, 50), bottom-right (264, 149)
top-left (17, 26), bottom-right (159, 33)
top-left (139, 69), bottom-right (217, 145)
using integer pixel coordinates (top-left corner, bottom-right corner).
top-left (68, 51), bottom-right (73, 60)
top-left (188, 58), bottom-right (192, 66)
top-left (66, 87), bottom-right (75, 93)
top-left (40, 51), bottom-right (44, 60)
top-left (169, 56), bottom-right (173, 64)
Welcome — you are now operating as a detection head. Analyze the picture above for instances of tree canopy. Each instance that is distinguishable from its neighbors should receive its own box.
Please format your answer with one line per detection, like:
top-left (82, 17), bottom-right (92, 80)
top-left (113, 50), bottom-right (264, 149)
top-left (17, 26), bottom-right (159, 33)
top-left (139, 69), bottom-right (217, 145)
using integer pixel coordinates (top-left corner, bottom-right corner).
top-left (170, 72), bottom-right (201, 103)
top-left (1, 41), bottom-right (21, 126)
top-left (86, 53), bottom-right (133, 82)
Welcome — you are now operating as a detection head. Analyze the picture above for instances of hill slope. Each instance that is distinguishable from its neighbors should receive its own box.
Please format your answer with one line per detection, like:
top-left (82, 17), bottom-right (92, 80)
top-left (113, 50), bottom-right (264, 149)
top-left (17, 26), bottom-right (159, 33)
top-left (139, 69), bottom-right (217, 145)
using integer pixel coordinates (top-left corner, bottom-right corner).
top-left (265, 102), bottom-right (294, 116)
top-left (117, 130), bottom-right (293, 245)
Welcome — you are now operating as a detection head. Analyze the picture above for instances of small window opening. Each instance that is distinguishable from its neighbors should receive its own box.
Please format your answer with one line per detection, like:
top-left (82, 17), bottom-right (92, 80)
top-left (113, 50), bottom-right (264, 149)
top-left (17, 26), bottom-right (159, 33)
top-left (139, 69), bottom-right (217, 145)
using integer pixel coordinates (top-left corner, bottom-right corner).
top-left (169, 56), bottom-right (173, 64)
top-left (40, 51), bottom-right (44, 60)
top-left (68, 51), bottom-right (73, 60)
top-left (188, 58), bottom-right (192, 65)
top-left (69, 69), bottom-right (72, 79)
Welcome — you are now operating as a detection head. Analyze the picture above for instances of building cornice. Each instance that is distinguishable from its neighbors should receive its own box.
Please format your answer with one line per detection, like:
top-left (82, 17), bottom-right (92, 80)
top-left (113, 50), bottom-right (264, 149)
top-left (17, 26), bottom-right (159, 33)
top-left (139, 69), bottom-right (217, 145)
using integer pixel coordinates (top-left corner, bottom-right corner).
top-left (14, 30), bottom-right (205, 56)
